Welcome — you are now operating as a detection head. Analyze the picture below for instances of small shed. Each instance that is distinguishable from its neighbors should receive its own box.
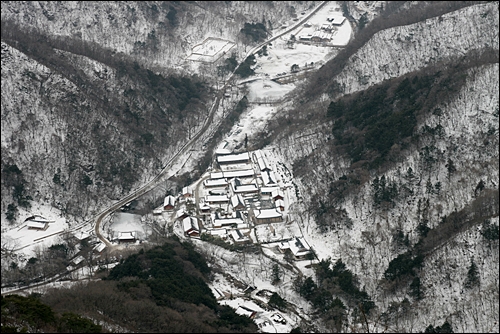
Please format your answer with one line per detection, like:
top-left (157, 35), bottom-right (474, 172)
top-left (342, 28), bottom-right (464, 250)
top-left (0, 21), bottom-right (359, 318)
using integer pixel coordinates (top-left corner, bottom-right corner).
top-left (93, 242), bottom-right (106, 253)
top-left (164, 195), bottom-right (176, 211)
top-left (199, 202), bottom-right (211, 214)
top-left (118, 231), bottom-right (136, 243)
top-left (71, 255), bottom-right (85, 266)
top-left (183, 216), bottom-right (200, 237)
top-left (74, 230), bottom-right (90, 241)
top-left (182, 186), bottom-right (193, 198)
top-left (27, 220), bottom-right (49, 230)
top-left (275, 199), bottom-right (285, 211)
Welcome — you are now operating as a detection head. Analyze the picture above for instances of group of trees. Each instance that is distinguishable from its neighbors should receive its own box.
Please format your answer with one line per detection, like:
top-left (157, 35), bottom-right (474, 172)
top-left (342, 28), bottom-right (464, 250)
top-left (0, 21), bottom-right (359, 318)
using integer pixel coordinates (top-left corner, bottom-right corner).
top-left (294, 258), bottom-right (375, 332)
top-left (240, 22), bottom-right (268, 44)
top-left (234, 55), bottom-right (256, 78)
top-left (2, 163), bottom-right (32, 222)
top-left (1, 294), bottom-right (101, 333)
top-left (3, 236), bottom-right (259, 333)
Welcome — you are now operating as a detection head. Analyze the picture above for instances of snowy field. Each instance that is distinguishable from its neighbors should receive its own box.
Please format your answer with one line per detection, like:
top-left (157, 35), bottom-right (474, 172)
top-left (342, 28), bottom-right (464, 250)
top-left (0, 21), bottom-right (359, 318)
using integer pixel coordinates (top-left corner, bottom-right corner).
top-left (2, 203), bottom-right (76, 261)
top-left (106, 212), bottom-right (148, 242)
top-left (186, 37), bottom-right (236, 62)
top-left (251, 1), bottom-right (351, 78)
top-left (224, 106), bottom-right (277, 150)
top-left (245, 79), bottom-right (296, 103)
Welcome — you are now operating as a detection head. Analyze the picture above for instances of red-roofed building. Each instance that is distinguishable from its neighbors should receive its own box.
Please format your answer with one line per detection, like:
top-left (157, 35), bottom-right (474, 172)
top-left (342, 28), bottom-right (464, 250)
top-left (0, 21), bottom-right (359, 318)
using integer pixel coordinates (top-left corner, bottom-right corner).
top-left (164, 195), bottom-right (176, 211)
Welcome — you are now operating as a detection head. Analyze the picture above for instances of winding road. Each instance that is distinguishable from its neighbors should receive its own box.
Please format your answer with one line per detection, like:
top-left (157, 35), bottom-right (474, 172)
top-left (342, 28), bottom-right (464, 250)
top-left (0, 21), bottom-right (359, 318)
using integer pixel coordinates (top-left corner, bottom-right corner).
top-left (93, 1), bottom-right (329, 250)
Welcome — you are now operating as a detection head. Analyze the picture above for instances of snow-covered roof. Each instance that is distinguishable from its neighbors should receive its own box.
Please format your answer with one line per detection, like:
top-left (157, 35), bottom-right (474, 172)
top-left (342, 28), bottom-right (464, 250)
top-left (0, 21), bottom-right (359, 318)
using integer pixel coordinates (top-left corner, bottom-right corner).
top-left (26, 221), bottom-right (48, 229)
top-left (230, 229), bottom-right (249, 243)
top-left (24, 215), bottom-right (54, 223)
top-left (231, 194), bottom-right (246, 208)
top-left (199, 202), bottom-right (211, 210)
top-left (74, 230), bottom-right (90, 240)
top-left (182, 186), bottom-right (193, 195)
top-left (118, 231), bottom-right (136, 240)
top-left (213, 218), bottom-right (244, 227)
top-left (253, 150), bottom-right (272, 171)
top-left (210, 172), bottom-right (224, 179)
top-left (164, 195), bottom-right (176, 207)
top-left (176, 210), bottom-right (189, 219)
top-left (272, 189), bottom-right (284, 199)
top-left (93, 242), bottom-right (106, 252)
top-left (260, 186), bottom-right (279, 194)
top-left (261, 170), bottom-right (278, 186)
top-left (234, 184), bottom-right (259, 193)
top-left (204, 178), bottom-right (227, 187)
top-left (278, 241), bottom-right (290, 250)
top-left (235, 305), bottom-right (257, 318)
top-left (256, 208), bottom-right (282, 219)
top-left (275, 199), bottom-right (285, 208)
top-left (215, 148), bottom-right (232, 155)
top-left (183, 216), bottom-right (200, 232)
top-left (72, 255), bottom-right (85, 265)
top-left (217, 152), bottom-right (250, 163)
top-left (207, 228), bottom-right (227, 236)
top-left (206, 195), bottom-right (229, 203)
top-left (223, 169), bottom-right (255, 178)
top-left (288, 237), bottom-right (311, 257)
top-left (327, 15), bottom-right (346, 25)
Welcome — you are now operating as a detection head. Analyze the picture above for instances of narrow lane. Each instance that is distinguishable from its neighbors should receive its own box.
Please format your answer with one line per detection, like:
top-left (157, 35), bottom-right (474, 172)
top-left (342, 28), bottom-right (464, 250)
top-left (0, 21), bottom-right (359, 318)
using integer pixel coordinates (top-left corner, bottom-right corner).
top-left (91, 1), bottom-right (329, 251)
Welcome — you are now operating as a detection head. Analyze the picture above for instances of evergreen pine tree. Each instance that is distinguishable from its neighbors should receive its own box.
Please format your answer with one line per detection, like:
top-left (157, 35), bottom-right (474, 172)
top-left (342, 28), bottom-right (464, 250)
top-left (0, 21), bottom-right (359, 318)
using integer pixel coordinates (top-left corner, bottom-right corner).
top-left (464, 258), bottom-right (480, 289)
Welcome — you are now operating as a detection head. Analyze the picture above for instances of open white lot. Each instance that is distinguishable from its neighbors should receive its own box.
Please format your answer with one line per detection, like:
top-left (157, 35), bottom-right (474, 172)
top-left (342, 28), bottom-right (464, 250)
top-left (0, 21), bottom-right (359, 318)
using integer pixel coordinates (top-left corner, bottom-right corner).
top-left (251, 1), bottom-right (351, 78)
top-left (2, 203), bottom-right (72, 261)
top-left (108, 212), bottom-right (147, 241)
top-left (186, 37), bottom-right (236, 62)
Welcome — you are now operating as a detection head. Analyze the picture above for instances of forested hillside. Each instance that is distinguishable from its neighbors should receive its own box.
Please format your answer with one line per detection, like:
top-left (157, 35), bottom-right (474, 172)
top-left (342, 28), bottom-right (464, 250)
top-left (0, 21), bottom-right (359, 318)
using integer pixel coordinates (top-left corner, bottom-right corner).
top-left (1, 1), bottom-right (312, 223)
top-left (1, 1), bottom-right (315, 75)
top-left (257, 1), bottom-right (499, 331)
top-left (1, 1), bottom-right (498, 333)
top-left (2, 237), bottom-right (258, 333)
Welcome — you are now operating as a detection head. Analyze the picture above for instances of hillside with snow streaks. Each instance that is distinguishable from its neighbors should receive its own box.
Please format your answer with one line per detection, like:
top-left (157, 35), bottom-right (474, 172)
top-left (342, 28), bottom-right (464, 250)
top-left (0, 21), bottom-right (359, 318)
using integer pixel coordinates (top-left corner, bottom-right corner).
top-left (271, 63), bottom-right (499, 334)
top-left (268, 9), bottom-right (499, 331)
top-left (1, 1), bottom-right (316, 73)
top-left (333, 2), bottom-right (499, 97)
top-left (1, 38), bottom-right (217, 223)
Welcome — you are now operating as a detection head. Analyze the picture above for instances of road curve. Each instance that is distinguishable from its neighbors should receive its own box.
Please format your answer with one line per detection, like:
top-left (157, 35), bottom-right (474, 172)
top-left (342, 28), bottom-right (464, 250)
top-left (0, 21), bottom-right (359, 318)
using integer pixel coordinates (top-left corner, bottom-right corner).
top-left (94, 0), bottom-right (329, 249)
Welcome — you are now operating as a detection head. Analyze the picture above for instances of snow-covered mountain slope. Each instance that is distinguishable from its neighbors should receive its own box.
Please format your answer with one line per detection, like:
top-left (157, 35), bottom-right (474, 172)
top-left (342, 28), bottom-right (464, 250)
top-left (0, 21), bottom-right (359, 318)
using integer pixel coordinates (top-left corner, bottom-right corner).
top-left (1, 1), bottom-right (498, 332)
top-left (333, 2), bottom-right (499, 97)
top-left (1, 1), bottom-right (316, 73)
top-left (0, 1), bottom-right (317, 225)
top-left (1, 38), bottom-right (211, 222)
top-left (263, 3), bottom-right (499, 332)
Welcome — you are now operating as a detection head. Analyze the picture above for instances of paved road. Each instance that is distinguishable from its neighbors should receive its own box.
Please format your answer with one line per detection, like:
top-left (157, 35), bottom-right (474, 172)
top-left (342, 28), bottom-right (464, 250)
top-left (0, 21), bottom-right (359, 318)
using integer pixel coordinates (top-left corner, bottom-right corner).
top-left (93, 0), bottom-right (328, 249)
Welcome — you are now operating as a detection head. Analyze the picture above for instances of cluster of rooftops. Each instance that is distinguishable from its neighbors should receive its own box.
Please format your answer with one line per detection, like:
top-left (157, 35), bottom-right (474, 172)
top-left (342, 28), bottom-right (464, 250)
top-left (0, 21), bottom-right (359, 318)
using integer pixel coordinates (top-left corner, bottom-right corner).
top-left (156, 148), bottom-right (312, 259)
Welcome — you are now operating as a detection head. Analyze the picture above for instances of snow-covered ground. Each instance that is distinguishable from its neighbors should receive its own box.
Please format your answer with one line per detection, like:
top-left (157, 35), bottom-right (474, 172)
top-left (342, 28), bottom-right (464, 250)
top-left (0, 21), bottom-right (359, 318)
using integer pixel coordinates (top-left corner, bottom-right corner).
top-left (251, 1), bottom-right (352, 79)
top-left (1, 203), bottom-right (77, 261)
